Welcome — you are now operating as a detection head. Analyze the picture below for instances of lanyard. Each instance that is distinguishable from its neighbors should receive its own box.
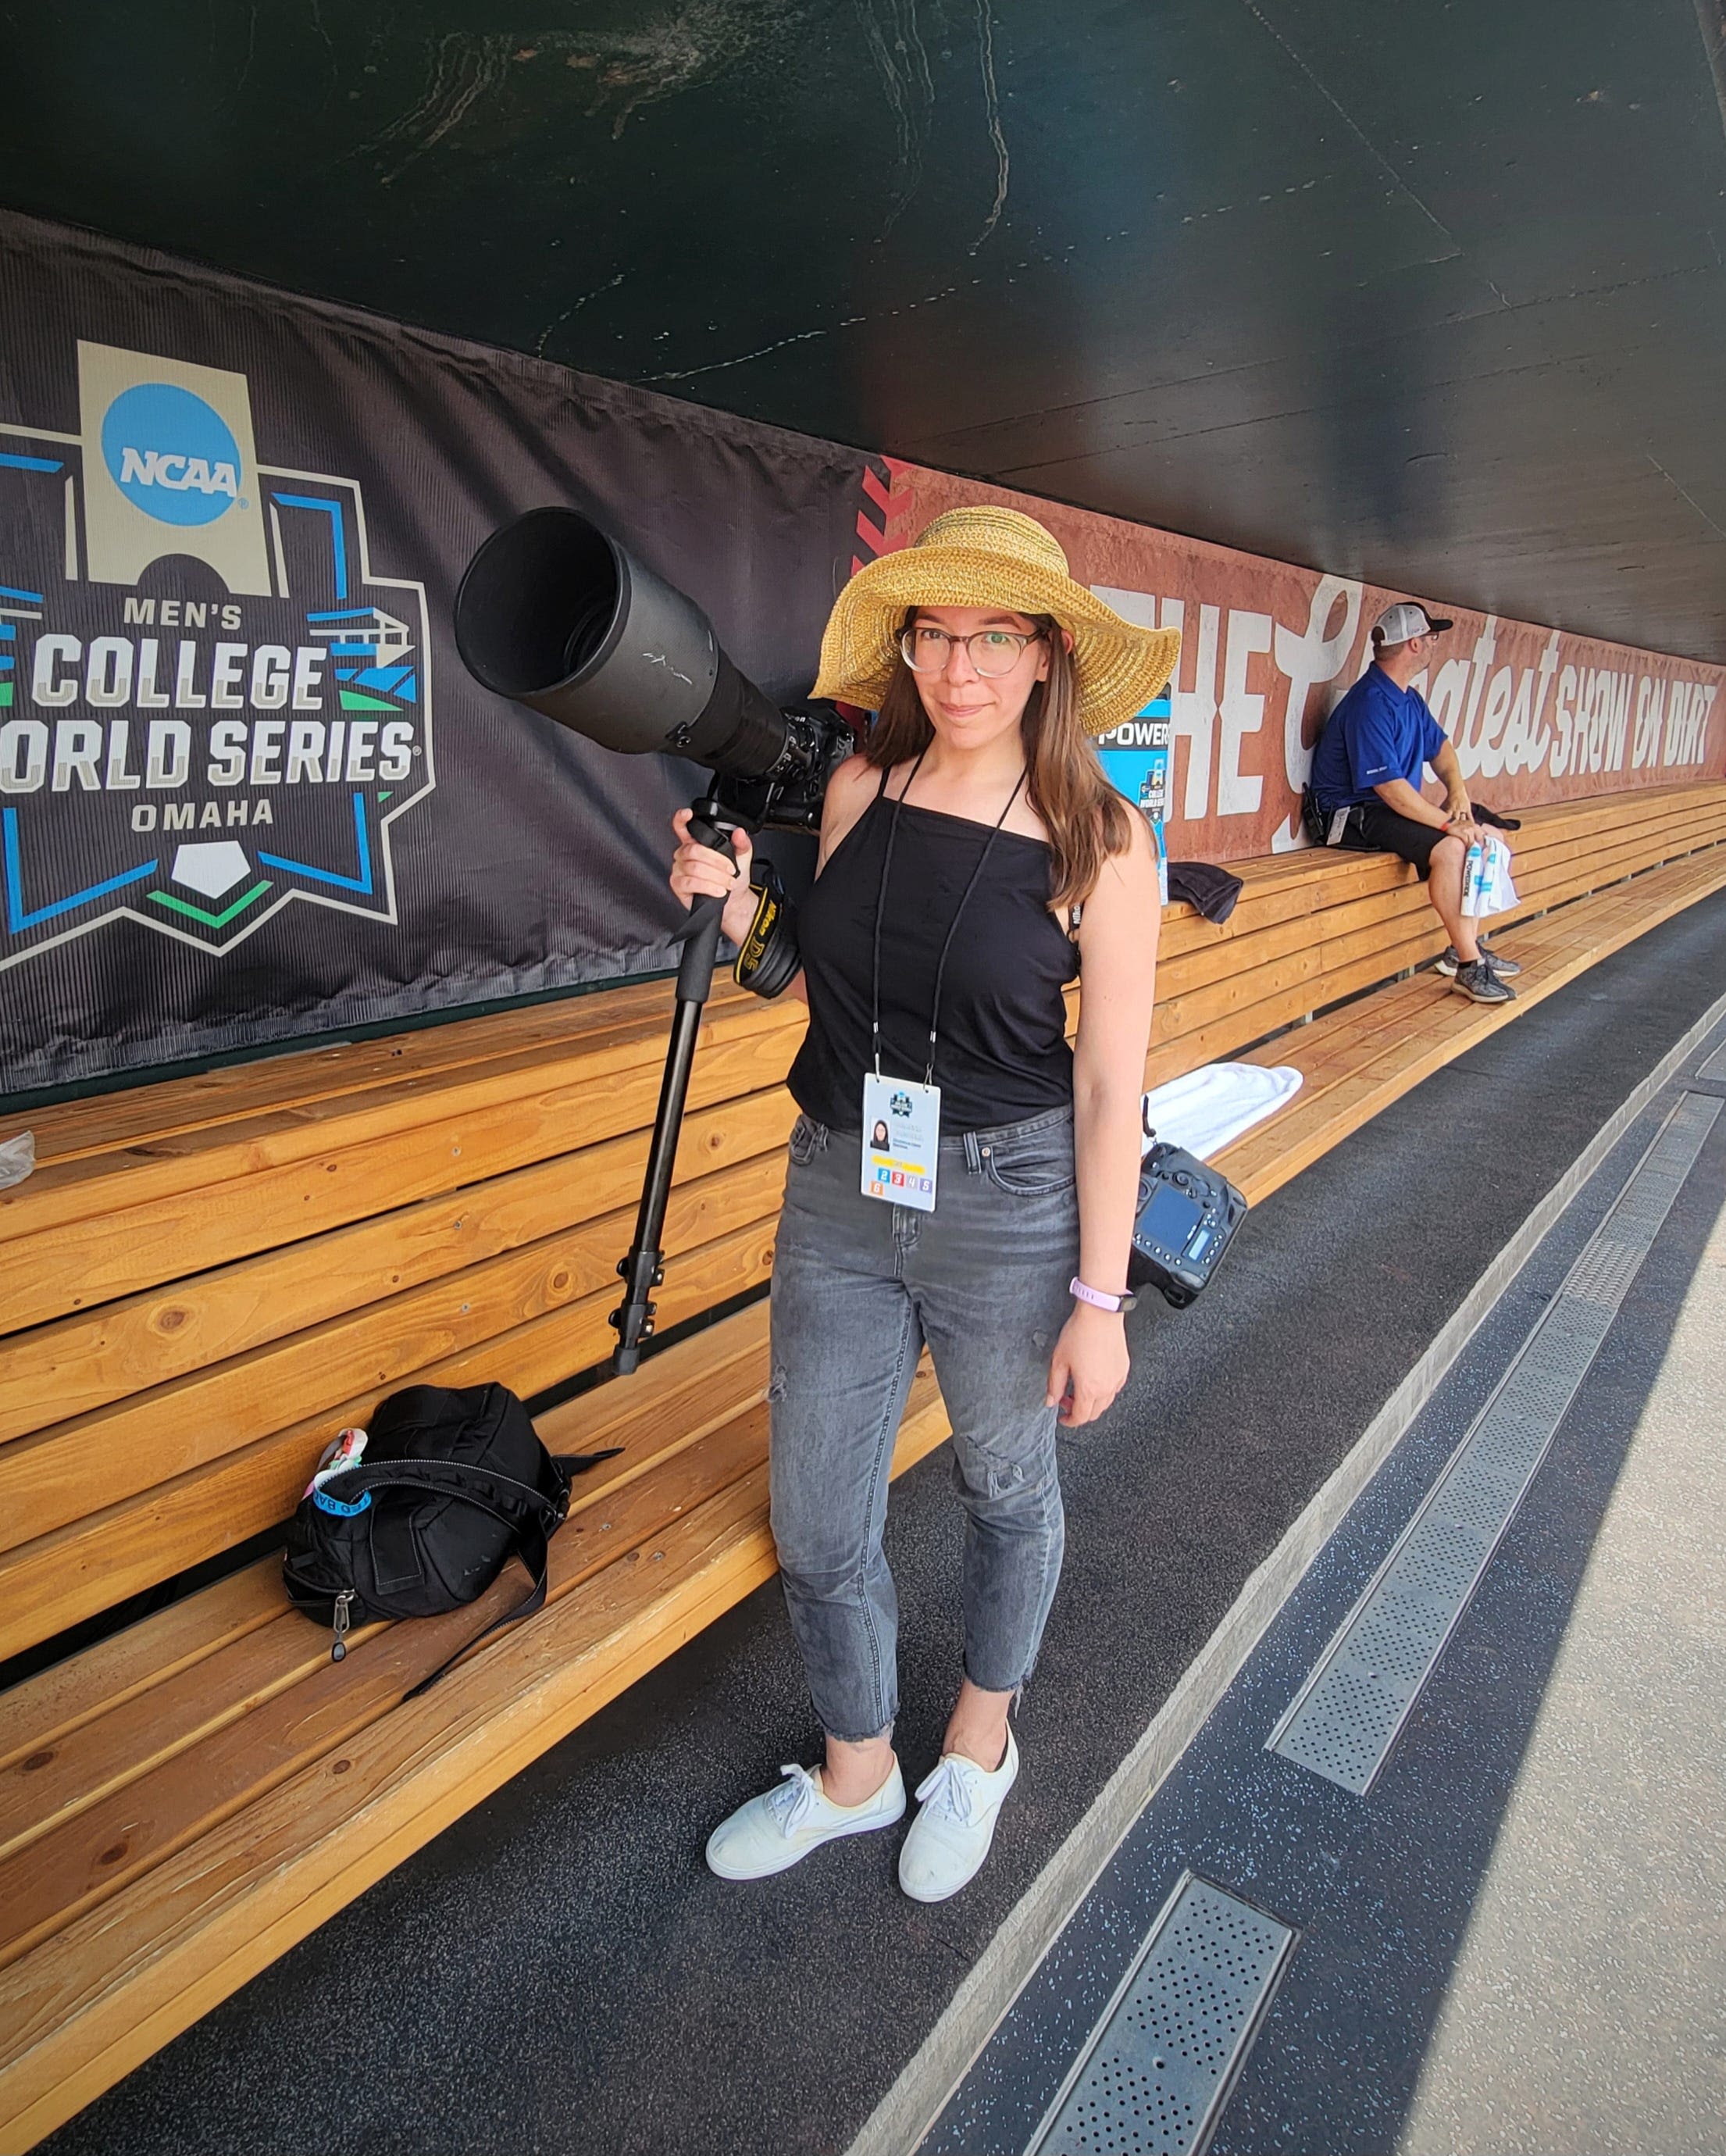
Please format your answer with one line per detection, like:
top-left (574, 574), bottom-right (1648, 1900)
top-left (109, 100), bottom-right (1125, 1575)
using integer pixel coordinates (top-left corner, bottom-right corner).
top-left (869, 749), bottom-right (1029, 1087)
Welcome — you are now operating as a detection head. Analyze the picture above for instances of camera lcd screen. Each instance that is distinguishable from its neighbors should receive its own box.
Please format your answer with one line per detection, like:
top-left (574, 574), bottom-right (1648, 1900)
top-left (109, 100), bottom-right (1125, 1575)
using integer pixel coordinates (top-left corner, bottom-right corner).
top-left (1139, 1180), bottom-right (1205, 1255)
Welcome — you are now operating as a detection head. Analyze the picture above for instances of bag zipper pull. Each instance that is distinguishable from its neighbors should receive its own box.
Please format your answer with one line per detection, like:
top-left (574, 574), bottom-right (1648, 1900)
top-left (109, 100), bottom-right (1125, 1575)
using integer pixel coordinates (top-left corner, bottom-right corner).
top-left (331, 1588), bottom-right (355, 1663)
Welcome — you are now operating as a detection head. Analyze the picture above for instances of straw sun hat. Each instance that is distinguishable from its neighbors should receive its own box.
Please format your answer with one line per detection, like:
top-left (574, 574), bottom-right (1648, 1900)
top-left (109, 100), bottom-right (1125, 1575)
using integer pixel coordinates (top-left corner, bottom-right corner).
top-left (812, 505), bottom-right (1181, 738)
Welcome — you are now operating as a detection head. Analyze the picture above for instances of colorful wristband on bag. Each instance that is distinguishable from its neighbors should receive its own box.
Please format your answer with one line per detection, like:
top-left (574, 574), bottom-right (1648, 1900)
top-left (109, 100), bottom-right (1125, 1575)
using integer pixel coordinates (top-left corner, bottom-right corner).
top-left (1070, 1276), bottom-right (1137, 1314)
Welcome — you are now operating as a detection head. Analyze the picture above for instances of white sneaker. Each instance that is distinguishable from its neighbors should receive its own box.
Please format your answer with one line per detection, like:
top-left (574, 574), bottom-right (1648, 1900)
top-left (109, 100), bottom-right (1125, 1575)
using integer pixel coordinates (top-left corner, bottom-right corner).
top-left (898, 1729), bottom-right (1020, 1903)
top-left (705, 1759), bottom-right (906, 1880)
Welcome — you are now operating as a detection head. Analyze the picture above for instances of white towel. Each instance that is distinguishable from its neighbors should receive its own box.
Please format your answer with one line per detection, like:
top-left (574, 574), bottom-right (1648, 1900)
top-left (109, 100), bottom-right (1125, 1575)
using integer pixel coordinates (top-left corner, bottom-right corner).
top-left (0, 1130), bottom-right (32, 1190)
top-left (1142, 1062), bottom-right (1303, 1162)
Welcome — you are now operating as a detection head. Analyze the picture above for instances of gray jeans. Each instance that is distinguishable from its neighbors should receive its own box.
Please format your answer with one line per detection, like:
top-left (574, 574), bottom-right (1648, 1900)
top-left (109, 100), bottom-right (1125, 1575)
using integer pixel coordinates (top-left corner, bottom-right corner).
top-left (768, 1104), bottom-right (1080, 1742)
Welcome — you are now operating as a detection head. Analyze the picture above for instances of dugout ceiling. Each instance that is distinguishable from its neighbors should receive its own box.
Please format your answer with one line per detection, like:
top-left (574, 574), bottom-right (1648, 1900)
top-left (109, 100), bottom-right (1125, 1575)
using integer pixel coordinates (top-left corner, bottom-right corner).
top-left (7, 0), bottom-right (1726, 664)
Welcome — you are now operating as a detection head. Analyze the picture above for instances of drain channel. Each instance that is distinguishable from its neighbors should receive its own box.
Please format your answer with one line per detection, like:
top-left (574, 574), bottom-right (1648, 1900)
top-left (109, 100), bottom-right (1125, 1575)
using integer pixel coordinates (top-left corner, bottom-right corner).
top-left (1268, 1090), bottom-right (1721, 1796)
top-left (1026, 1874), bottom-right (1295, 2156)
top-left (1697, 1037), bottom-right (1726, 1080)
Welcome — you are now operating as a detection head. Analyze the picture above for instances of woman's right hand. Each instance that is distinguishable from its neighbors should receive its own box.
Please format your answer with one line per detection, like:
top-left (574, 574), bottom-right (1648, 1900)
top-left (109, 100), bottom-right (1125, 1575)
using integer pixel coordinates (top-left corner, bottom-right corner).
top-left (669, 808), bottom-right (758, 945)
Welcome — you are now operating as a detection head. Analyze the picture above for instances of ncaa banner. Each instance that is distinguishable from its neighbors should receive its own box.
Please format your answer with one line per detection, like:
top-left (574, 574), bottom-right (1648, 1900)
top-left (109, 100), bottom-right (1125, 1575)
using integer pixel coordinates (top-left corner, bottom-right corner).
top-left (0, 211), bottom-right (867, 1094)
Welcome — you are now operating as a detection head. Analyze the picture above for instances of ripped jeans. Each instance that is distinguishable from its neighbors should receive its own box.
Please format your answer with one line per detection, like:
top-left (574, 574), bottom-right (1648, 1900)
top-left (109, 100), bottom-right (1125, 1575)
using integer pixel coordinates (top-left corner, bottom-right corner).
top-left (768, 1105), bottom-right (1080, 1742)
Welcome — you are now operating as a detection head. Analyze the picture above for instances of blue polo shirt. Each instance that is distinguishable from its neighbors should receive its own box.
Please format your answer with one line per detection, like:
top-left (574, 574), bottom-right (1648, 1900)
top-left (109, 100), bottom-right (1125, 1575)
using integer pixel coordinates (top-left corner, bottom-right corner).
top-left (1310, 667), bottom-right (1448, 811)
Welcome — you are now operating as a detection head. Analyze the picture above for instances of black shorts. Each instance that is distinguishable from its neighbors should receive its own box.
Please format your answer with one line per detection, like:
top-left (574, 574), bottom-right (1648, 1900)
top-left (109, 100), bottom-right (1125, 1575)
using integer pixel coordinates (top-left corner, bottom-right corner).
top-left (1329, 796), bottom-right (1447, 880)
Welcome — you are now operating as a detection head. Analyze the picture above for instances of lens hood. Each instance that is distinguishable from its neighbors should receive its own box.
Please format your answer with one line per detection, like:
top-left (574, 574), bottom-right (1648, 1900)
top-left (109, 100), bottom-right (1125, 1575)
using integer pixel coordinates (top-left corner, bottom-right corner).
top-left (454, 505), bottom-right (790, 775)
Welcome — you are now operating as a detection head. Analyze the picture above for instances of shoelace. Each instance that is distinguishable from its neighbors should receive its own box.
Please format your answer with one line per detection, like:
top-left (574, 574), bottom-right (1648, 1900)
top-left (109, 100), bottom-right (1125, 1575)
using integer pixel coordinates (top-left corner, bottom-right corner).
top-left (914, 1754), bottom-right (979, 1829)
top-left (767, 1762), bottom-right (822, 1837)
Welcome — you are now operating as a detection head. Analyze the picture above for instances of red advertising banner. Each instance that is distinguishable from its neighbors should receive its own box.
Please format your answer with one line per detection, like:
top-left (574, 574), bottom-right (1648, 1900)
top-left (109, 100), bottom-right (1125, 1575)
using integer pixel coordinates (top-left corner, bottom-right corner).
top-left (881, 462), bottom-right (1726, 865)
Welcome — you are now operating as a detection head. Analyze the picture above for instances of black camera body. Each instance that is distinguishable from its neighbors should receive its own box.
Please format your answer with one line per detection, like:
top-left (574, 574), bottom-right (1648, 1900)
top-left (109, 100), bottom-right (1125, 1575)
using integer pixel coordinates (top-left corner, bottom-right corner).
top-left (706, 702), bottom-right (854, 837)
top-left (1128, 1142), bottom-right (1248, 1308)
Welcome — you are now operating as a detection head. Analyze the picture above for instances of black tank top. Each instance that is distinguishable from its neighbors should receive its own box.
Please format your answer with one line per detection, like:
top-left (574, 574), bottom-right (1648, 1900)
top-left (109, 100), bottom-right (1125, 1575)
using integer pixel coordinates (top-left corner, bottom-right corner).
top-left (787, 778), bottom-right (1079, 1134)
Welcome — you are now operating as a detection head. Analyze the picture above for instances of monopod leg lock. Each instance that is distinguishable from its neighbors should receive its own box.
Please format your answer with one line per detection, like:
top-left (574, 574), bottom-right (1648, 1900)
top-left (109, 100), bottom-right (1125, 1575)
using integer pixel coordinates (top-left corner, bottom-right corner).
top-left (610, 1244), bottom-right (665, 1373)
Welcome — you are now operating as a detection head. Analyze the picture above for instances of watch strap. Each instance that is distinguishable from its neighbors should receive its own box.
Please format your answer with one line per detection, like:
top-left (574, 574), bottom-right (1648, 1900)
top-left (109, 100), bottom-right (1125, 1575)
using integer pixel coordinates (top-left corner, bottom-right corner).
top-left (1070, 1276), bottom-right (1136, 1314)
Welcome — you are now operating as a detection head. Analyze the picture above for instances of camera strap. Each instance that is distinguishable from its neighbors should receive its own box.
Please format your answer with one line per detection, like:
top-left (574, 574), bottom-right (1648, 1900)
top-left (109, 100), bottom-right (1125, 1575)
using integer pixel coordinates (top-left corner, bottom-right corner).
top-left (861, 750), bottom-right (1027, 1214)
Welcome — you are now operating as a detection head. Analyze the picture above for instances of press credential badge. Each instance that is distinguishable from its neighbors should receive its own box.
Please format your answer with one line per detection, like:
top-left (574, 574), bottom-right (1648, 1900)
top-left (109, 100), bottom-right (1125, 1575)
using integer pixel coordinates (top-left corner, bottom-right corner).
top-left (862, 1071), bottom-right (939, 1212)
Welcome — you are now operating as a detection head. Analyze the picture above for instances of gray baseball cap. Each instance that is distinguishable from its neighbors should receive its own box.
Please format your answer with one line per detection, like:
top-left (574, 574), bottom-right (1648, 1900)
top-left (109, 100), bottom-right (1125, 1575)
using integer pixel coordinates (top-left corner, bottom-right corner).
top-left (1371, 601), bottom-right (1453, 645)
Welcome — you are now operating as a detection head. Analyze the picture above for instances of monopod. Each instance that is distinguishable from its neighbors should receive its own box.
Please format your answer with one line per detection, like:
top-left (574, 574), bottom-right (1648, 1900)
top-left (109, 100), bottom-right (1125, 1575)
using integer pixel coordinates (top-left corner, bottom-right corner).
top-left (453, 508), bottom-right (851, 1371)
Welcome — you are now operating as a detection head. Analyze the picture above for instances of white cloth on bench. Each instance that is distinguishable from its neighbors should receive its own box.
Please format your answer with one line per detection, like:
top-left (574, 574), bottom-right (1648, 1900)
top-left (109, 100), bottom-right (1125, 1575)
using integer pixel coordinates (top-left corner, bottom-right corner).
top-left (1142, 1062), bottom-right (1303, 1162)
top-left (0, 1130), bottom-right (33, 1190)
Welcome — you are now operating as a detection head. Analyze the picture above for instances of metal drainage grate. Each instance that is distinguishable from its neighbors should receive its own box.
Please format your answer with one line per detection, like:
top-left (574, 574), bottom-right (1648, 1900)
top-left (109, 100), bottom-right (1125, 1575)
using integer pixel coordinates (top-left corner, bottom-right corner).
top-left (1027, 1875), bottom-right (1296, 2156)
top-left (1268, 1091), bottom-right (1721, 1795)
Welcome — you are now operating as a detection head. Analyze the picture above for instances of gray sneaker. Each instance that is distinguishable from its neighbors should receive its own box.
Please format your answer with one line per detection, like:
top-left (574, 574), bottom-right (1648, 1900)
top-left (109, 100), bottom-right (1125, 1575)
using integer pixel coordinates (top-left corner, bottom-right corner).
top-left (1453, 958), bottom-right (1516, 1005)
top-left (1438, 938), bottom-right (1521, 979)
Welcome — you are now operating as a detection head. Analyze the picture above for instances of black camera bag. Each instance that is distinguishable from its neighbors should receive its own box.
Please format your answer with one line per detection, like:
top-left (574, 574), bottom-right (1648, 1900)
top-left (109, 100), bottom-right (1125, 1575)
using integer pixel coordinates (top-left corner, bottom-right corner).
top-left (283, 1382), bottom-right (617, 1688)
top-left (1128, 1142), bottom-right (1249, 1309)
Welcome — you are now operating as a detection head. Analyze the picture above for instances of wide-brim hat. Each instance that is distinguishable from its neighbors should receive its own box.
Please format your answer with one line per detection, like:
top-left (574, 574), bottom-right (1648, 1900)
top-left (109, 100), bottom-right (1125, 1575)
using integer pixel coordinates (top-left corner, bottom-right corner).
top-left (813, 505), bottom-right (1182, 738)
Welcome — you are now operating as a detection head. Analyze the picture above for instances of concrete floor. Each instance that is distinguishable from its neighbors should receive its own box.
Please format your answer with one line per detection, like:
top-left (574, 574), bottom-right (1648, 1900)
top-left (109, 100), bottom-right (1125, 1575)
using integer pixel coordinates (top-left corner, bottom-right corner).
top-left (1399, 1198), bottom-right (1726, 2156)
top-left (929, 1036), bottom-right (1726, 2156)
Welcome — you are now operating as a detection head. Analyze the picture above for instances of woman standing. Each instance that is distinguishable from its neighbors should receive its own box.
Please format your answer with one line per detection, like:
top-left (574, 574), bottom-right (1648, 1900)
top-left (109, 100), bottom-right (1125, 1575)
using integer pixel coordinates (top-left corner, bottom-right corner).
top-left (669, 508), bottom-right (1179, 1902)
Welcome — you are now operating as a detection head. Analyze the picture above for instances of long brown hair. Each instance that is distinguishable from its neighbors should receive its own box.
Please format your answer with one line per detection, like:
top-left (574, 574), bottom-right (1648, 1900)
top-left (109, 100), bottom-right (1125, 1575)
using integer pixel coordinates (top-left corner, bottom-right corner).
top-left (863, 614), bottom-right (1135, 912)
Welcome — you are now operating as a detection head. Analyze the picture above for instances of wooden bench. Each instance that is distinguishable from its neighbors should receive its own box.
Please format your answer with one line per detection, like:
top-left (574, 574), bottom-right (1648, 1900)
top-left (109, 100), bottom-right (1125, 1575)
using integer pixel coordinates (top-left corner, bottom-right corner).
top-left (2, 776), bottom-right (1723, 2147)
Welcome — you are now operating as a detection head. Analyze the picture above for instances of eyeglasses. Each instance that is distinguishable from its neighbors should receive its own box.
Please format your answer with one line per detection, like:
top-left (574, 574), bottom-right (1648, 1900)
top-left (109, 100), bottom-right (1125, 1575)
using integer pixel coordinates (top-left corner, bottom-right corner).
top-left (900, 625), bottom-right (1044, 678)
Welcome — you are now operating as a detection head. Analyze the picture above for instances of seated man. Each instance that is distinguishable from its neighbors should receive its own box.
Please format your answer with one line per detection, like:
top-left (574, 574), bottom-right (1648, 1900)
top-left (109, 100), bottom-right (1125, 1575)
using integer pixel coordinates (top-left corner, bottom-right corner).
top-left (1309, 601), bottom-right (1519, 1005)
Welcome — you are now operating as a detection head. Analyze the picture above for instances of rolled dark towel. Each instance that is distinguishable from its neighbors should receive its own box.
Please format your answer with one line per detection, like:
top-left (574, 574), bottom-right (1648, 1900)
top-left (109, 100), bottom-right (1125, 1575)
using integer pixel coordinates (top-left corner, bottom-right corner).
top-left (1168, 860), bottom-right (1244, 923)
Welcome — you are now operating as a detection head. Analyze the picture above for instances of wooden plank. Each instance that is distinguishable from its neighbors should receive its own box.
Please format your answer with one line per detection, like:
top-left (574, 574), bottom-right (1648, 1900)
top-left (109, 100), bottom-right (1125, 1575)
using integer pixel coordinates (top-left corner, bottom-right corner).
top-left (0, 1567), bottom-right (286, 1779)
top-left (1155, 848), bottom-right (1408, 961)
top-left (0, 1087), bottom-right (797, 1445)
top-left (0, 1016), bottom-right (801, 1334)
top-left (1150, 805), bottom-right (1726, 1047)
top-left (0, 1301), bottom-right (872, 1923)
top-left (0, 1395), bottom-right (783, 1962)
top-left (1154, 874), bottom-right (1428, 1007)
top-left (1152, 784), bottom-right (1726, 962)
top-left (17, 977), bottom-right (687, 1167)
top-left (1145, 829), bottom-right (1726, 1083)
top-left (0, 1472), bottom-right (781, 2147)
top-left (0, 801), bottom-right (1706, 1879)
top-left (9, 784), bottom-right (1714, 1252)
top-left (1161, 865), bottom-right (1461, 1010)
top-left (0, 1212), bottom-right (783, 1664)
top-left (0, 1368), bottom-right (957, 2151)
top-left (1218, 846), bottom-right (1726, 1203)
top-left (0, 1340), bottom-right (942, 1972)
top-left (1154, 837), bottom-right (1726, 1165)
top-left (0, 983), bottom-right (805, 1251)
top-left (1501, 801), bottom-right (1726, 898)
top-left (0, 1320), bottom-right (783, 1869)
top-left (1510, 820), bottom-right (1726, 919)
top-left (1154, 901), bottom-right (1447, 1050)
top-left (0, 1615), bottom-right (369, 1876)
top-left (0, 1304), bottom-right (770, 1787)
top-left (539, 1297), bottom-right (772, 1464)
top-left (0, 1148), bottom-right (789, 1556)
top-left (1147, 933), bottom-right (1434, 1088)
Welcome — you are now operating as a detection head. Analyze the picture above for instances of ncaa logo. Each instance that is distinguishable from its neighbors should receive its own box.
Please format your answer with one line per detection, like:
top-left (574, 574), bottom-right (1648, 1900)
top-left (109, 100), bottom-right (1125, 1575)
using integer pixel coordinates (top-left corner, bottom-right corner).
top-left (0, 338), bottom-right (434, 1018)
top-left (99, 381), bottom-right (242, 528)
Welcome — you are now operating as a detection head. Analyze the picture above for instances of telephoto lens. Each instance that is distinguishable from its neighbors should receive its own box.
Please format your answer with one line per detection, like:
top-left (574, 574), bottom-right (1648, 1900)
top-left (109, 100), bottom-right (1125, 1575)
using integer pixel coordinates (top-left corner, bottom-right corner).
top-left (453, 506), bottom-right (792, 776)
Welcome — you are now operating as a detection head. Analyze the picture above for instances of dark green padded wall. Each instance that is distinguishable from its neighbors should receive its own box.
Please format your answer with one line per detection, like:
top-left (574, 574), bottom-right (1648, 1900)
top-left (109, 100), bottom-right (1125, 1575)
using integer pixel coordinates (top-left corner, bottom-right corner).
top-left (7, 0), bottom-right (1725, 660)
